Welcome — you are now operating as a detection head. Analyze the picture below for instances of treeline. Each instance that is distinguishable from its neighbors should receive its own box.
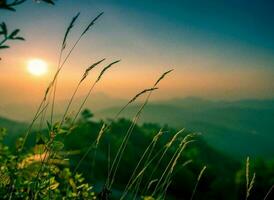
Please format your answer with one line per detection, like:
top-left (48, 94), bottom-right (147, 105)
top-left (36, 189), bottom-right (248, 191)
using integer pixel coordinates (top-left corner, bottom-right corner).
top-left (2, 109), bottom-right (270, 199)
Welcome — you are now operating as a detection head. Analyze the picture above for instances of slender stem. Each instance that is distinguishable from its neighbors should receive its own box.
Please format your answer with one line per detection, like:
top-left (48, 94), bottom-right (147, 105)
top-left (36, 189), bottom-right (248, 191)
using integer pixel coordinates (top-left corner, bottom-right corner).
top-left (73, 141), bottom-right (95, 173)
top-left (50, 49), bottom-right (63, 126)
top-left (121, 137), bottom-right (156, 199)
top-left (20, 100), bottom-right (48, 151)
top-left (60, 82), bottom-right (81, 127)
top-left (108, 92), bottom-right (152, 189)
top-left (264, 184), bottom-right (274, 200)
top-left (151, 143), bottom-right (181, 197)
top-left (72, 81), bottom-right (96, 124)
top-left (190, 166), bottom-right (207, 200)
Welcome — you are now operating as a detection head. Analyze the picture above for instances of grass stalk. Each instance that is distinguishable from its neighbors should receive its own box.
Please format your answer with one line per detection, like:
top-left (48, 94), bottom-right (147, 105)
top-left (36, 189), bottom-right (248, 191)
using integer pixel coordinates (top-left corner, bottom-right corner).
top-left (264, 184), bottom-right (274, 200)
top-left (245, 157), bottom-right (256, 200)
top-left (190, 166), bottom-right (207, 200)
top-left (151, 134), bottom-right (193, 197)
top-left (120, 130), bottom-right (164, 199)
top-left (143, 129), bottom-right (184, 195)
top-left (72, 60), bottom-right (120, 124)
top-left (106, 69), bottom-right (173, 190)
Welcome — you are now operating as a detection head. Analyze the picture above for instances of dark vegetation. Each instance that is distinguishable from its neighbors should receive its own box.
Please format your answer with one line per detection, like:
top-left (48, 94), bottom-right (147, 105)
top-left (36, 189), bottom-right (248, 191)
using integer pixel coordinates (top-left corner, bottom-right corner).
top-left (1, 112), bottom-right (274, 199)
top-left (97, 98), bottom-right (274, 158)
top-left (0, 0), bottom-right (55, 58)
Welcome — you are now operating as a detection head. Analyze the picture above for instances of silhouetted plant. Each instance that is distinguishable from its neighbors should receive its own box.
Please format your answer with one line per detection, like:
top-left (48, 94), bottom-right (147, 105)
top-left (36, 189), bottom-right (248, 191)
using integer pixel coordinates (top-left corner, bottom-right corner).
top-left (0, 0), bottom-right (55, 11)
top-left (0, 22), bottom-right (24, 49)
top-left (0, 0), bottom-right (55, 57)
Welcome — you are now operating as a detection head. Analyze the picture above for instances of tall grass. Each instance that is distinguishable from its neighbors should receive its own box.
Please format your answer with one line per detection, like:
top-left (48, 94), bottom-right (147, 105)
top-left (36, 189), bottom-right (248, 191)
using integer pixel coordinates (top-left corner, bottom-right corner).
top-left (190, 166), bottom-right (207, 200)
top-left (106, 69), bottom-right (174, 190)
top-left (20, 12), bottom-right (104, 152)
top-left (60, 58), bottom-right (106, 127)
top-left (120, 129), bottom-right (165, 199)
top-left (264, 184), bottom-right (274, 200)
top-left (23, 11), bottom-right (178, 199)
top-left (151, 134), bottom-right (195, 198)
top-left (22, 12), bottom-right (105, 197)
top-left (5, 11), bottom-right (241, 200)
top-left (245, 157), bottom-right (255, 200)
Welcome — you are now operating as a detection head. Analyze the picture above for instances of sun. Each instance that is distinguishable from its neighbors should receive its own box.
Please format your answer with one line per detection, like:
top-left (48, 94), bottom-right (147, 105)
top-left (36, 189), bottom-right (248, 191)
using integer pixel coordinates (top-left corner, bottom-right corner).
top-left (27, 59), bottom-right (48, 76)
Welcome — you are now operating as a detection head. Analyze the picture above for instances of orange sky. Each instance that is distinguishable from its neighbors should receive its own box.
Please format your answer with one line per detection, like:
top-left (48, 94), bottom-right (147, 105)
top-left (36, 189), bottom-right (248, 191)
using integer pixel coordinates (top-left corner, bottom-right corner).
top-left (1, 53), bottom-right (274, 105)
top-left (1, 1), bottom-right (274, 106)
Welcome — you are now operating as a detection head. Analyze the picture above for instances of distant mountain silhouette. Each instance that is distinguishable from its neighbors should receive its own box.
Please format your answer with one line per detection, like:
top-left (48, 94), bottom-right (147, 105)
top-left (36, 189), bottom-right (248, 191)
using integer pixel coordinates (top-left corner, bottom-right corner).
top-left (2, 95), bottom-right (274, 158)
top-left (0, 116), bottom-right (27, 144)
top-left (97, 97), bottom-right (274, 158)
top-left (0, 92), bottom-right (126, 121)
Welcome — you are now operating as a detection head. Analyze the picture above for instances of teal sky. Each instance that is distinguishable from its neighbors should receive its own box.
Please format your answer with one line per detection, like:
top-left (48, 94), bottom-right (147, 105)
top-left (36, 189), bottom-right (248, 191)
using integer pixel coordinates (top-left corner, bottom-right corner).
top-left (1, 0), bottom-right (274, 103)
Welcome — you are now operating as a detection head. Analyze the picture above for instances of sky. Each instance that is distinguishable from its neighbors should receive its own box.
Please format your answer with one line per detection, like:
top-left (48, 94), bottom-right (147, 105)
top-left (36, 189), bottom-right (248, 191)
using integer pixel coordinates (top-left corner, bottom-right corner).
top-left (1, 0), bottom-right (274, 105)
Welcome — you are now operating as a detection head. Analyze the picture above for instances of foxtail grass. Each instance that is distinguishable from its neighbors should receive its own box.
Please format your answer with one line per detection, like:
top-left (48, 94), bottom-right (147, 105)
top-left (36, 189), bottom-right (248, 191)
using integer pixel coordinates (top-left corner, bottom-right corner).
top-left (264, 184), bottom-right (274, 200)
top-left (106, 69), bottom-right (173, 190)
top-left (245, 157), bottom-right (256, 200)
top-left (29, 12), bottom-right (105, 195)
top-left (120, 129), bottom-right (165, 199)
top-left (157, 138), bottom-right (195, 197)
top-left (20, 12), bottom-right (103, 152)
top-left (143, 129), bottom-right (184, 195)
top-left (60, 58), bottom-right (105, 127)
top-left (190, 166), bottom-right (207, 200)
top-left (151, 134), bottom-right (195, 197)
top-left (72, 60), bottom-right (120, 124)
top-left (50, 12), bottom-right (81, 126)
top-left (72, 69), bottom-right (173, 182)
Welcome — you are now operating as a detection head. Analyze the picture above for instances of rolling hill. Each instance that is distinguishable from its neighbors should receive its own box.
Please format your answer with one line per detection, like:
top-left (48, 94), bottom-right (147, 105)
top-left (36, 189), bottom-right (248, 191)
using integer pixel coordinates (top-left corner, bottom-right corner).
top-left (1, 95), bottom-right (274, 159)
top-left (96, 97), bottom-right (274, 158)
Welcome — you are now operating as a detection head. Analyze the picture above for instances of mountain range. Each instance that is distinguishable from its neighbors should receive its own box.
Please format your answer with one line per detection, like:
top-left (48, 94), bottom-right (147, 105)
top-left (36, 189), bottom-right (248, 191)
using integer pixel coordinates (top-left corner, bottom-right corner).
top-left (96, 97), bottom-right (274, 159)
top-left (1, 95), bottom-right (274, 159)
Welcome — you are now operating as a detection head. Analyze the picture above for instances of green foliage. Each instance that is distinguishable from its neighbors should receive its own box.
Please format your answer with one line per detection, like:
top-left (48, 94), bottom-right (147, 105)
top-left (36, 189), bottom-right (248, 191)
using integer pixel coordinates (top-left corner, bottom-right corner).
top-left (81, 109), bottom-right (94, 121)
top-left (0, 0), bottom-right (56, 55)
top-left (98, 99), bottom-right (274, 158)
top-left (0, 22), bottom-right (24, 49)
top-left (0, 127), bottom-right (95, 199)
top-left (1, 108), bottom-right (274, 199)
top-left (0, 0), bottom-right (55, 11)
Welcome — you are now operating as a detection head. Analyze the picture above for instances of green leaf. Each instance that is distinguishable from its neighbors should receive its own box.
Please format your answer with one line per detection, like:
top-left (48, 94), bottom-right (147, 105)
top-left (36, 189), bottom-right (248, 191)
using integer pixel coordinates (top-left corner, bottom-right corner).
top-left (41, 0), bottom-right (55, 5)
top-left (36, 134), bottom-right (48, 145)
top-left (0, 23), bottom-right (7, 36)
top-left (57, 128), bottom-right (67, 135)
top-left (9, 29), bottom-right (20, 38)
top-left (46, 121), bottom-right (52, 131)
top-left (52, 141), bottom-right (64, 151)
top-left (0, 45), bottom-right (9, 49)
top-left (14, 36), bottom-right (25, 40)
top-left (0, 5), bottom-right (16, 11)
top-left (0, 128), bottom-right (7, 141)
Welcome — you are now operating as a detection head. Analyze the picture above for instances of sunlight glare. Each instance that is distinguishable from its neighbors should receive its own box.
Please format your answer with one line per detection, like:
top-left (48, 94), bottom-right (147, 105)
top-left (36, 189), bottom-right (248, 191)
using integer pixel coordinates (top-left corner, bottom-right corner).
top-left (27, 59), bottom-right (48, 76)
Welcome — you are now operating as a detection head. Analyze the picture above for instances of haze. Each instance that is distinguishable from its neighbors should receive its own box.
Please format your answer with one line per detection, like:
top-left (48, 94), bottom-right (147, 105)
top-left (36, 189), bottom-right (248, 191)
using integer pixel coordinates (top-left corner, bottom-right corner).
top-left (1, 0), bottom-right (274, 106)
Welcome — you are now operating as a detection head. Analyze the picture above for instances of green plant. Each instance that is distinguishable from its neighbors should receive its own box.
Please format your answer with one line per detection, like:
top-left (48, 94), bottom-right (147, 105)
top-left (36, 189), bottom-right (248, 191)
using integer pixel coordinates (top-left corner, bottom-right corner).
top-left (0, 22), bottom-right (24, 49)
top-left (0, 0), bottom-right (55, 11)
top-left (0, 0), bottom-right (55, 57)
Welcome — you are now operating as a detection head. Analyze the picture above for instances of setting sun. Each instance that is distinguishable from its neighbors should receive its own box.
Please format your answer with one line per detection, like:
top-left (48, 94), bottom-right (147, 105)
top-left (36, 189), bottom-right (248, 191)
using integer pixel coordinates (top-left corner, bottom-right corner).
top-left (27, 59), bottom-right (48, 76)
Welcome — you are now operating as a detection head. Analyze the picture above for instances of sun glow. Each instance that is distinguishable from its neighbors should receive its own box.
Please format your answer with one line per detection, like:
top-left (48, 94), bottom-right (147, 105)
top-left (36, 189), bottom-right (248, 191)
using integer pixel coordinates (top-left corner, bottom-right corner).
top-left (27, 59), bottom-right (48, 76)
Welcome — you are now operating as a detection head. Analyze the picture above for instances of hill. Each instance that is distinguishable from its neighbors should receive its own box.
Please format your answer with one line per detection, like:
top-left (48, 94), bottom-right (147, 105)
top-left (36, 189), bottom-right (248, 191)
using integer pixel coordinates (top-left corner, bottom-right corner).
top-left (0, 92), bottom-right (126, 121)
top-left (97, 98), bottom-right (274, 158)
top-left (0, 116), bottom-right (27, 144)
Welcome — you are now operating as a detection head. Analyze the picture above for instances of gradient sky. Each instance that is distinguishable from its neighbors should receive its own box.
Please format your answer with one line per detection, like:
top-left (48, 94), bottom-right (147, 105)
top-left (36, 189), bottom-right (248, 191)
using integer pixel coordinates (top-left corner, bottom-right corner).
top-left (1, 0), bottom-right (274, 105)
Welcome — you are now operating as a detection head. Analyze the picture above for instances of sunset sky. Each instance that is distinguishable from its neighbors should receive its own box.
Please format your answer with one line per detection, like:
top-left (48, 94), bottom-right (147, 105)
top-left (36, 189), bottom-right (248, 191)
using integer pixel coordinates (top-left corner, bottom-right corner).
top-left (1, 0), bottom-right (274, 105)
